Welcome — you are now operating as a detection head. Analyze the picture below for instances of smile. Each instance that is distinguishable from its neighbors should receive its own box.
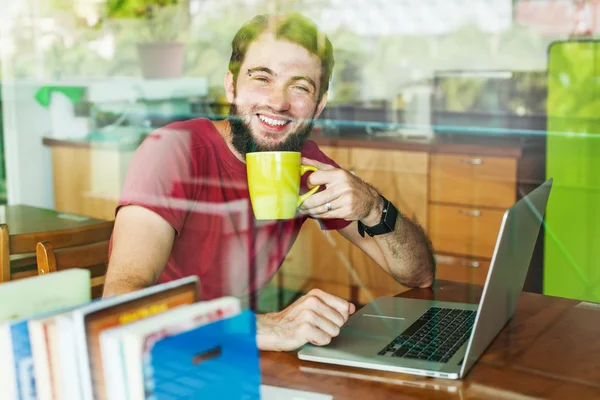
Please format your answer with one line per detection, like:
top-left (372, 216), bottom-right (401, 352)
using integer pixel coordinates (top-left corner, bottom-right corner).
top-left (258, 114), bottom-right (291, 128)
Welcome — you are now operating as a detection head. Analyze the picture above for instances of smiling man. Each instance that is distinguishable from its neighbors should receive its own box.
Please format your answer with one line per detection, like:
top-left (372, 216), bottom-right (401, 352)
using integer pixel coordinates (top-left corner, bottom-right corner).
top-left (103, 13), bottom-right (435, 351)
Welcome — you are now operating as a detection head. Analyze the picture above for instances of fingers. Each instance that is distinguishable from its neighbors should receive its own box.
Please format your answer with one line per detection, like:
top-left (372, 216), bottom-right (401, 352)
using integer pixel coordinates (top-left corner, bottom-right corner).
top-left (300, 293), bottom-right (346, 327)
top-left (307, 169), bottom-right (346, 187)
top-left (299, 186), bottom-right (345, 217)
top-left (294, 290), bottom-right (355, 346)
top-left (305, 288), bottom-right (355, 323)
top-left (301, 184), bottom-right (341, 208)
top-left (302, 157), bottom-right (336, 171)
top-left (299, 198), bottom-right (345, 219)
top-left (299, 322), bottom-right (333, 346)
top-left (298, 308), bottom-right (340, 340)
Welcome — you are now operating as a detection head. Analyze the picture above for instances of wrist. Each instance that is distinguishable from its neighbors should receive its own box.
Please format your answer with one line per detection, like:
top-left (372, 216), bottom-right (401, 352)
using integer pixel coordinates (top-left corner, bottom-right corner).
top-left (361, 194), bottom-right (384, 227)
top-left (255, 312), bottom-right (280, 351)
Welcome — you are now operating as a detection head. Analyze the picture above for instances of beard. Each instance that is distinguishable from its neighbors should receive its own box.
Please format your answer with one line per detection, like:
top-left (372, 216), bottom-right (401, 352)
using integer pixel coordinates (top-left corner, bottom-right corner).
top-left (228, 103), bottom-right (314, 157)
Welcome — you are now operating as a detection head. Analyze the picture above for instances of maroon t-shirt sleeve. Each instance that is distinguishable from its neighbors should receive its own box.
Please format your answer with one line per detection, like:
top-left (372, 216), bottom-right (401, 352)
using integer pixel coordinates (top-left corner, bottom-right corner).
top-left (116, 123), bottom-right (197, 236)
top-left (301, 140), bottom-right (353, 231)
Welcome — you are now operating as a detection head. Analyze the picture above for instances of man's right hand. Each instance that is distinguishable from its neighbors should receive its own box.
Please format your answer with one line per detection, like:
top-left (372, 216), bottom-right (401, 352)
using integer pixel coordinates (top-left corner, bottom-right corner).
top-left (256, 288), bottom-right (357, 351)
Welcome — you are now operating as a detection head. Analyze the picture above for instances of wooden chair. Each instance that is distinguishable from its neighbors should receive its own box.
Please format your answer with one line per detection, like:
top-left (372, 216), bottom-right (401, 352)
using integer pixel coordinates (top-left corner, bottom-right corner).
top-left (1, 224), bottom-right (11, 283)
top-left (0, 221), bottom-right (114, 298)
top-left (34, 220), bottom-right (114, 299)
top-left (0, 223), bottom-right (56, 283)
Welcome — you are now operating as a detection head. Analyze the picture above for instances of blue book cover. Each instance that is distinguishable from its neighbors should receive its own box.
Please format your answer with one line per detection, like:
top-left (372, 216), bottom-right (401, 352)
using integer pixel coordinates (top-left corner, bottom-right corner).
top-left (9, 320), bottom-right (36, 400)
top-left (6, 302), bottom-right (94, 400)
top-left (144, 310), bottom-right (261, 400)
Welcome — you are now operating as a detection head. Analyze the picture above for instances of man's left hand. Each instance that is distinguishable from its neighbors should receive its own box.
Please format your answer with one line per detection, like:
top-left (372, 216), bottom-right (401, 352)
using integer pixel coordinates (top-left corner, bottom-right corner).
top-left (298, 157), bottom-right (383, 226)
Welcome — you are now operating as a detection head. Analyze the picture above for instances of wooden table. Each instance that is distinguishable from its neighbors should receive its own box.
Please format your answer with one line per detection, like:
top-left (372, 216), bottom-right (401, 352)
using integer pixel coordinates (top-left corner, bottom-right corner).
top-left (1, 204), bottom-right (108, 276)
top-left (260, 280), bottom-right (600, 399)
top-left (0, 205), bottom-right (107, 234)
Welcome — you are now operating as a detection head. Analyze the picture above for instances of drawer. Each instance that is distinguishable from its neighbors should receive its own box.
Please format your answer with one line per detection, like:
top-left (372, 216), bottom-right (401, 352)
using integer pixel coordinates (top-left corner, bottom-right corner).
top-left (434, 254), bottom-right (490, 286)
top-left (351, 149), bottom-right (428, 174)
top-left (429, 204), bottom-right (505, 258)
top-left (430, 154), bottom-right (517, 208)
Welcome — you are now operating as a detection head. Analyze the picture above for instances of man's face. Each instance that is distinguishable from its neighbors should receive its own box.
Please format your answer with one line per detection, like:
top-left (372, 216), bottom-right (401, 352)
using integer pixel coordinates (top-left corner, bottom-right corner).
top-left (225, 33), bottom-right (327, 156)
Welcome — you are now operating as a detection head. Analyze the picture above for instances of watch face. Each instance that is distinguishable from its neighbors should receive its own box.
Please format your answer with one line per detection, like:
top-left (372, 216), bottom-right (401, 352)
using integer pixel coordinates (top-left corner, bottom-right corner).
top-left (361, 197), bottom-right (398, 236)
top-left (383, 200), bottom-right (397, 231)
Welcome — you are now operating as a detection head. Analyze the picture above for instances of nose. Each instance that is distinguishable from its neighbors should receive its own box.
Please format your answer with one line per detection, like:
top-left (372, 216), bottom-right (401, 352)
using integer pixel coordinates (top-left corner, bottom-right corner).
top-left (266, 87), bottom-right (291, 113)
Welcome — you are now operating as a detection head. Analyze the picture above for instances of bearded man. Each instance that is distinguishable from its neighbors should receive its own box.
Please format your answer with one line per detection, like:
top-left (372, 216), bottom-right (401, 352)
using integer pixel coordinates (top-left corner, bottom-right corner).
top-left (103, 12), bottom-right (434, 351)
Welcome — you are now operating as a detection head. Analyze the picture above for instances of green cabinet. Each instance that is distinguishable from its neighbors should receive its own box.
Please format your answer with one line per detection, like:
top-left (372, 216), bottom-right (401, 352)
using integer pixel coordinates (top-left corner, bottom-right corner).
top-left (0, 83), bottom-right (5, 204)
top-left (545, 40), bottom-right (600, 302)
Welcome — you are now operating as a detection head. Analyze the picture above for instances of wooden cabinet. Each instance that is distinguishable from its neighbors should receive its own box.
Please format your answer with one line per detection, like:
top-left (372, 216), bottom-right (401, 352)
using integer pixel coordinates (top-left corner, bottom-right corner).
top-left (275, 218), bottom-right (351, 300)
top-left (434, 254), bottom-right (491, 284)
top-left (428, 153), bottom-right (517, 285)
top-left (429, 204), bottom-right (506, 258)
top-left (430, 154), bottom-right (517, 208)
top-left (50, 145), bottom-right (133, 221)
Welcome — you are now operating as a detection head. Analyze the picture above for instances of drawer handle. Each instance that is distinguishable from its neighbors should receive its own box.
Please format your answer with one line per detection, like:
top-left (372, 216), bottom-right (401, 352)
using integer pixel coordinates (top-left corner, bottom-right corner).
top-left (460, 158), bottom-right (483, 165)
top-left (435, 255), bottom-right (455, 265)
top-left (461, 260), bottom-right (480, 268)
top-left (459, 209), bottom-right (481, 217)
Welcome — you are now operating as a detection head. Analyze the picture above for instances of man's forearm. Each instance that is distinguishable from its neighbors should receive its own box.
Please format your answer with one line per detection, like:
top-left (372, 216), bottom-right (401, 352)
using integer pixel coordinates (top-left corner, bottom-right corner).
top-left (102, 274), bottom-right (153, 298)
top-left (376, 214), bottom-right (435, 288)
top-left (363, 198), bottom-right (435, 288)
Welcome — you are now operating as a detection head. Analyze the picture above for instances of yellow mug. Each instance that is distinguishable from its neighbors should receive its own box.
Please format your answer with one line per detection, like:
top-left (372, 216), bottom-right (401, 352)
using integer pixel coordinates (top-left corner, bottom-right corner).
top-left (246, 151), bottom-right (320, 220)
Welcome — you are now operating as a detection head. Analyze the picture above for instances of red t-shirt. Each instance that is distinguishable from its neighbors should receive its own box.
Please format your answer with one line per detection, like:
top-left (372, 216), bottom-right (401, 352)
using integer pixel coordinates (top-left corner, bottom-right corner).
top-left (114, 118), bottom-right (351, 300)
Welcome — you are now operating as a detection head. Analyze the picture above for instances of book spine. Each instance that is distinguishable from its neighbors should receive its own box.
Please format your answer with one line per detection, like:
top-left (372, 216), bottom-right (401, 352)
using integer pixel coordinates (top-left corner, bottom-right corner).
top-left (0, 324), bottom-right (17, 400)
top-left (10, 321), bottom-right (36, 400)
top-left (28, 320), bottom-right (52, 400)
top-left (99, 331), bottom-right (128, 400)
top-left (56, 316), bottom-right (82, 400)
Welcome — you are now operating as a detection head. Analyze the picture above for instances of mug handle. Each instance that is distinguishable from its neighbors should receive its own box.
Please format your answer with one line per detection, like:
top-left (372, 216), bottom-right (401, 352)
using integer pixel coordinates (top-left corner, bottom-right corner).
top-left (297, 165), bottom-right (320, 206)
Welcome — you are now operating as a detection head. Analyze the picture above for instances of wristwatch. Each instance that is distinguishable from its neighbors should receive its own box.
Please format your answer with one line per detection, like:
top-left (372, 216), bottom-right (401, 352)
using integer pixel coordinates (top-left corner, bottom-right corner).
top-left (358, 195), bottom-right (399, 237)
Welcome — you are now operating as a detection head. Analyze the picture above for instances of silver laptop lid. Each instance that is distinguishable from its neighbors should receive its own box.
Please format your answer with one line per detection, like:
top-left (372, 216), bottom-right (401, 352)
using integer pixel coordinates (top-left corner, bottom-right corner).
top-left (459, 178), bottom-right (553, 377)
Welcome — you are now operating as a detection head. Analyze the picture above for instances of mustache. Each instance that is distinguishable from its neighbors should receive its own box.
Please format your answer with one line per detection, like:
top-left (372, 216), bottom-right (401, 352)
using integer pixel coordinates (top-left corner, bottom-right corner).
top-left (230, 112), bottom-right (315, 125)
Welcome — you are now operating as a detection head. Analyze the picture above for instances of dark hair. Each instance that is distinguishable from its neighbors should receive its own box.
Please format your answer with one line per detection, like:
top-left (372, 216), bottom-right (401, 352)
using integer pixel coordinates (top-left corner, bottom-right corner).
top-left (228, 13), bottom-right (334, 100)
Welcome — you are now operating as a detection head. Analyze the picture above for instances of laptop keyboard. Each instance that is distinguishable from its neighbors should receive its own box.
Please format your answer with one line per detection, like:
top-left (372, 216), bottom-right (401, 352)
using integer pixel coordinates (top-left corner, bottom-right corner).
top-left (377, 307), bottom-right (476, 363)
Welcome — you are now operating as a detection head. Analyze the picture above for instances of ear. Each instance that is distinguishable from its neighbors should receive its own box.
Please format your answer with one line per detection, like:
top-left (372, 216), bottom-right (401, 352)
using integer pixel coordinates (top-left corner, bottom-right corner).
top-left (313, 92), bottom-right (328, 120)
top-left (224, 70), bottom-right (235, 104)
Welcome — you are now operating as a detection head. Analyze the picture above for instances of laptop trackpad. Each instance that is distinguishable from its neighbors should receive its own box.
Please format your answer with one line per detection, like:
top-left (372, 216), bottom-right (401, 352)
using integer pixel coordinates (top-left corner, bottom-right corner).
top-left (341, 313), bottom-right (407, 342)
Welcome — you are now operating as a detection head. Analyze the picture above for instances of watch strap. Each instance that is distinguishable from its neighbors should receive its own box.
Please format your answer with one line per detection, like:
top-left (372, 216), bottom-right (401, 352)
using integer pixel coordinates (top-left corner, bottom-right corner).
top-left (358, 195), bottom-right (398, 237)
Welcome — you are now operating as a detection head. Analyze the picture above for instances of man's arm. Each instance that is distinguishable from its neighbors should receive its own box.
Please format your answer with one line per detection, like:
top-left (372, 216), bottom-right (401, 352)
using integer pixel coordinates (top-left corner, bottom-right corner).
top-left (338, 218), bottom-right (434, 288)
top-left (102, 205), bottom-right (175, 297)
top-left (299, 157), bottom-right (435, 288)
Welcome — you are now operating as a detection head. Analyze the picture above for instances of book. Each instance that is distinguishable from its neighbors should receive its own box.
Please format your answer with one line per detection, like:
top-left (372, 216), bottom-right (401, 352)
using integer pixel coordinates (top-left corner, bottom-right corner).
top-left (69, 276), bottom-right (199, 400)
top-left (0, 269), bottom-right (91, 400)
top-left (0, 269), bottom-right (91, 323)
top-left (146, 309), bottom-right (260, 399)
top-left (4, 307), bottom-right (92, 400)
top-left (29, 315), bottom-right (60, 400)
top-left (99, 296), bottom-right (241, 400)
top-left (29, 304), bottom-right (93, 400)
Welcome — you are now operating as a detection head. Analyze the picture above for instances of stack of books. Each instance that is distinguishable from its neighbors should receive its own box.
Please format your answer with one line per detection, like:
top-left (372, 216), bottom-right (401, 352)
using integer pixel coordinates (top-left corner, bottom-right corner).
top-left (0, 269), bottom-right (260, 400)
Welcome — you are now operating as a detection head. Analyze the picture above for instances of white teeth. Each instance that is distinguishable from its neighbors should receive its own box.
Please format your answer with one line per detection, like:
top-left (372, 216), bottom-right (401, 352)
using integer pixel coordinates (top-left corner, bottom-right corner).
top-left (259, 115), bottom-right (288, 127)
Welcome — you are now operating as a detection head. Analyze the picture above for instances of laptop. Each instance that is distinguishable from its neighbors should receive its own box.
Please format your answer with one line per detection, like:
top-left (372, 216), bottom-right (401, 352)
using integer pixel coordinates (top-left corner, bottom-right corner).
top-left (298, 178), bottom-right (553, 380)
